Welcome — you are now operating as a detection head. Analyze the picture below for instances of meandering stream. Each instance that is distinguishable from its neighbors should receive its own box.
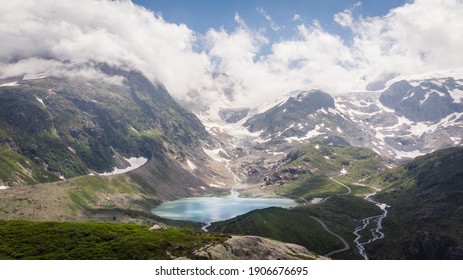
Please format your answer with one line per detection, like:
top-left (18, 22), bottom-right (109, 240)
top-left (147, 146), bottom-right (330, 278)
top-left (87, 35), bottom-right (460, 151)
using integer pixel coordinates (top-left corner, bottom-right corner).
top-left (353, 190), bottom-right (389, 260)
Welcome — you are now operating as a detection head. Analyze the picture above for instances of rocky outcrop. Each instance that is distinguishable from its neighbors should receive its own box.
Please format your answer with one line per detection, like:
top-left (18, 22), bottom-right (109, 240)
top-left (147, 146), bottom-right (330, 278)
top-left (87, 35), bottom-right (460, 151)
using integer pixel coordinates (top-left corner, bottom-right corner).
top-left (195, 235), bottom-right (328, 260)
top-left (218, 108), bottom-right (250, 123)
top-left (262, 166), bottom-right (308, 186)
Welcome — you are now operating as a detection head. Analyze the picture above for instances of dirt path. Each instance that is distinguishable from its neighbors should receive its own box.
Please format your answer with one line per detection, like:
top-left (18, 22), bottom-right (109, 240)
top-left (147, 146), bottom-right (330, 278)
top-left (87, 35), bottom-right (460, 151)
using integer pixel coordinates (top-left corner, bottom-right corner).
top-left (329, 176), bottom-right (352, 195)
top-left (301, 175), bottom-right (352, 257)
top-left (308, 215), bottom-right (351, 257)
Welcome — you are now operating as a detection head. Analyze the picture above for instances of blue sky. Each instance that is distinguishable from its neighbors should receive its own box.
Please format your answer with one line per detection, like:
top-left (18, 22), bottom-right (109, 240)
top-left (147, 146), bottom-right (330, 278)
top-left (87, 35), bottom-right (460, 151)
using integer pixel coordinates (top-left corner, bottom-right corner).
top-left (133, 0), bottom-right (407, 40)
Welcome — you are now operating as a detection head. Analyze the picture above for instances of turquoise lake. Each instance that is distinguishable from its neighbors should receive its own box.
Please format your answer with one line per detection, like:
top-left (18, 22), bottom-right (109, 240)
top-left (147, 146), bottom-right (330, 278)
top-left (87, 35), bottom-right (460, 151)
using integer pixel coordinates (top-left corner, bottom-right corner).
top-left (151, 196), bottom-right (297, 223)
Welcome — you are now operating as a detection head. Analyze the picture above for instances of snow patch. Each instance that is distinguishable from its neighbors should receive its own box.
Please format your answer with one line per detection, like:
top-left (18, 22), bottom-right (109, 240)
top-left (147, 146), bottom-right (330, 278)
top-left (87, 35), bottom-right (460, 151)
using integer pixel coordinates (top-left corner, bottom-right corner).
top-left (36, 97), bottom-right (45, 107)
top-left (419, 91), bottom-right (434, 106)
top-left (394, 150), bottom-right (424, 159)
top-left (318, 108), bottom-right (328, 114)
top-left (449, 88), bottom-right (463, 103)
top-left (375, 131), bottom-right (394, 141)
top-left (376, 101), bottom-right (395, 113)
top-left (98, 157), bottom-right (148, 176)
top-left (268, 151), bottom-right (285, 156)
top-left (402, 90), bottom-right (415, 100)
top-left (328, 107), bottom-right (339, 115)
top-left (186, 159), bottom-right (197, 170)
top-left (306, 125), bottom-right (324, 138)
top-left (0, 81), bottom-right (18, 87)
top-left (203, 148), bottom-right (230, 162)
top-left (284, 124), bottom-right (325, 143)
top-left (450, 137), bottom-right (461, 145)
top-left (0, 185), bottom-right (9, 190)
top-left (209, 184), bottom-right (224, 188)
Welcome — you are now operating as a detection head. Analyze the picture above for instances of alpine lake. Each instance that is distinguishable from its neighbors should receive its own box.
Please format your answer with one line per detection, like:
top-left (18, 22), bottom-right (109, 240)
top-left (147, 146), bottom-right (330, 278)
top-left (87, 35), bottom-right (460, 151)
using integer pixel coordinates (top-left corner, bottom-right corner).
top-left (151, 195), bottom-right (297, 223)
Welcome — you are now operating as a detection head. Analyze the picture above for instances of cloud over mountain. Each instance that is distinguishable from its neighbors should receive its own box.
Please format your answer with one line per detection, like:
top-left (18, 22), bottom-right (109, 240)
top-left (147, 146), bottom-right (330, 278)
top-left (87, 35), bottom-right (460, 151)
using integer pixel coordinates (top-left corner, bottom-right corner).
top-left (0, 0), bottom-right (211, 101)
top-left (1, 0), bottom-right (463, 107)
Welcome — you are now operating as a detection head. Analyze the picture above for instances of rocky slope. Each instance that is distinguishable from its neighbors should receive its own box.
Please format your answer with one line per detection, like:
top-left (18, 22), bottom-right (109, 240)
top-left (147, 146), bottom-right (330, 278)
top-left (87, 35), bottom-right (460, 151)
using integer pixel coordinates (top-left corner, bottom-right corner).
top-left (0, 67), bottom-right (233, 201)
top-left (194, 235), bottom-right (327, 260)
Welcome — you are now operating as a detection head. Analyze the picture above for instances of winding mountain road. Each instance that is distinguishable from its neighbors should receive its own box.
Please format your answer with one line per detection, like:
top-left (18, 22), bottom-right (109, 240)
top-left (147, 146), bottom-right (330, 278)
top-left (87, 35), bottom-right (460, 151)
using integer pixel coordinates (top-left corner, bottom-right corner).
top-left (329, 176), bottom-right (352, 195)
top-left (308, 215), bottom-right (351, 257)
top-left (303, 175), bottom-right (353, 257)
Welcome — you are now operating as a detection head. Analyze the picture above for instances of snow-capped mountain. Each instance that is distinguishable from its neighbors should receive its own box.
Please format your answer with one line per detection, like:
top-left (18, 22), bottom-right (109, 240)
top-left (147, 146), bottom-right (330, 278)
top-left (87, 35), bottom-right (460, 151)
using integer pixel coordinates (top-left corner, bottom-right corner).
top-left (215, 75), bottom-right (463, 161)
top-left (379, 78), bottom-right (463, 122)
top-left (241, 90), bottom-right (368, 145)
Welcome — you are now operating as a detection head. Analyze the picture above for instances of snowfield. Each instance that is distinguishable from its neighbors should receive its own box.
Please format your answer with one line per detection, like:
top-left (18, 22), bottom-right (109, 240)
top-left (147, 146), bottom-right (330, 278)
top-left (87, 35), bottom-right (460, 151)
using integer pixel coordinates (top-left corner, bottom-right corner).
top-left (98, 157), bottom-right (148, 176)
top-left (0, 81), bottom-right (18, 87)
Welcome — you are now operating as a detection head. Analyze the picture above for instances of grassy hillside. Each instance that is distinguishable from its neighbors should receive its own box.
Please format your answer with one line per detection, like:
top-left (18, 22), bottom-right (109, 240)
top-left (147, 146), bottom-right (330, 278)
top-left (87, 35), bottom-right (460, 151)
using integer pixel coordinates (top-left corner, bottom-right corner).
top-left (0, 220), bottom-right (226, 260)
top-left (368, 147), bottom-right (463, 259)
top-left (0, 147), bottom-right (59, 186)
top-left (293, 195), bottom-right (383, 259)
top-left (209, 207), bottom-right (344, 255)
top-left (210, 193), bottom-right (383, 259)
top-left (275, 142), bottom-right (386, 202)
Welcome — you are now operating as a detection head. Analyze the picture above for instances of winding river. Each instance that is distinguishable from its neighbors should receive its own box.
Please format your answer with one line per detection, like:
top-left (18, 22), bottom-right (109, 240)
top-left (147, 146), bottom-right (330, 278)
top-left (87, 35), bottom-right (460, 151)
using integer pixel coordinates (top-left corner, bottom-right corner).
top-left (353, 190), bottom-right (389, 260)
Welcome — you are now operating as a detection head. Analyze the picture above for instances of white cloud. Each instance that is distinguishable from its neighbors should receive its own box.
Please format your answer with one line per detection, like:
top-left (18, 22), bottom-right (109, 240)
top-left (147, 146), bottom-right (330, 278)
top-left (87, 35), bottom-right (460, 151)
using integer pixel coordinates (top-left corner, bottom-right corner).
top-left (256, 7), bottom-right (281, 31)
top-left (1, 0), bottom-right (463, 110)
top-left (334, 9), bottom-right (354, 27)
top-left (202, 0), bottom-right (463, 107)
top-left (292, 14), bottom-right (302, 22)
top-left (0, 0), bottom-right (211, 102)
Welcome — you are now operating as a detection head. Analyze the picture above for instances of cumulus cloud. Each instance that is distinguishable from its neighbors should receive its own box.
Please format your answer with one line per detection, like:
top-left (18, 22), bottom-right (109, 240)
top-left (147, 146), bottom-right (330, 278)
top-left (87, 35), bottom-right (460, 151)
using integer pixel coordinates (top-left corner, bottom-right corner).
top-left (202, 0), bottom-right (463, 107)
top-left (1, 0), bottom-right (463, 109)
top-left (0, 0), bottom-right (211, 102)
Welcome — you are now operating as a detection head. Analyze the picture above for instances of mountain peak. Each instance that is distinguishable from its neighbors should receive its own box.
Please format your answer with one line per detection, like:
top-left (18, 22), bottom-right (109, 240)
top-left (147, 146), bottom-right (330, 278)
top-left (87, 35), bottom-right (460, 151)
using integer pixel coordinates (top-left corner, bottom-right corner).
top-left (380, 78), bottom-right (463, 122)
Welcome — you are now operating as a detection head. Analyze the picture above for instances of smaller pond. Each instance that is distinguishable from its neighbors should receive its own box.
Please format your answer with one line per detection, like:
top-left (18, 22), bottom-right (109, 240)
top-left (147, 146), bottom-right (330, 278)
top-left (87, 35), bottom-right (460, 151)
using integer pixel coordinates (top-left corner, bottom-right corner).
top-left (151, 196), bottom-right (297, 223)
